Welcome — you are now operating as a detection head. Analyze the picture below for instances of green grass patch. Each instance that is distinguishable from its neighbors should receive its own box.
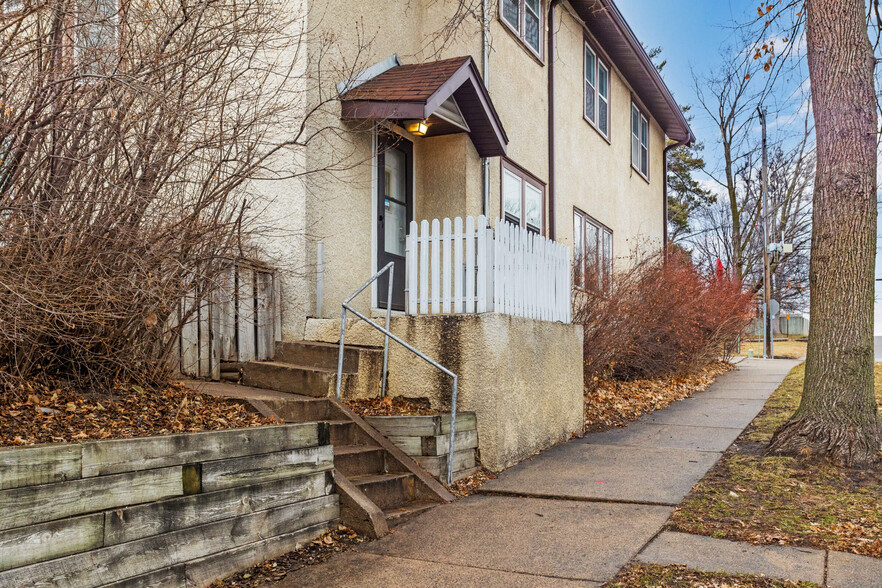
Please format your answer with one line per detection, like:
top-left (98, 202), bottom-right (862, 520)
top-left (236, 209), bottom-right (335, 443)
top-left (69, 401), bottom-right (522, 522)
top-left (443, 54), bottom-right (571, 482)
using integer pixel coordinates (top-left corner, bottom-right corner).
top-left (605, 564), bottom-right (818, 587)
top-left (669, 363), bottom-right (882, 557)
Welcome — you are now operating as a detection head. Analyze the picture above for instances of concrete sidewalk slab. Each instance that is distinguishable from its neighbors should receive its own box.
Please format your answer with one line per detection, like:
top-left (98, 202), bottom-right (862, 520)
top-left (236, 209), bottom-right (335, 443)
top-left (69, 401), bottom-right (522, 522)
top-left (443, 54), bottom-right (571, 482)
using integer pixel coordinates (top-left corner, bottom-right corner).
top-left (640, 397), bottom-right (767, 429)
top-left (282, 552), bottom-right (601, 587)
top-left (695, 386), bottom-right (778, 400)
top-left (584, 422), bottom-right (742, 453)
top-left (360, 495), bottom-right (672, 582)
top-left (482, 443), bottom-right (719, 505)
top-left (637, 531), bottom-right (825, 585)
top-left (826, 551), bottom-right (882, 588)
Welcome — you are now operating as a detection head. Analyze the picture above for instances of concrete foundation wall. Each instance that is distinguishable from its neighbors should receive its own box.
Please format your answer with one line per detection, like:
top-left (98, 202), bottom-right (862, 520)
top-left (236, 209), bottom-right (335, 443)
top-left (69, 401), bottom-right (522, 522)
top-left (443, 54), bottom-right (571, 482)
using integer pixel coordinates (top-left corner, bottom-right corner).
top-left (306, 314), bottom-right (584, 472)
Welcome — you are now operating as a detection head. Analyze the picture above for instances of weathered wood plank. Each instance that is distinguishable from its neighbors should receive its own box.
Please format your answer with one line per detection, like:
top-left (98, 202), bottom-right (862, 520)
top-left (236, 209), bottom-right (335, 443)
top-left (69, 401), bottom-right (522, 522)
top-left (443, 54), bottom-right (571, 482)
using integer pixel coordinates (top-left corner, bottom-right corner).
top-left (422, 429), bottom-right (479, 456)
top-left (0, 495), bottom-right (339, 588)
top-left (104, 471), bottom-right (332, 545)
top-left (0, 443), bottom-right (81, 490)
top-left (0, 467), bottom-right (183, 532)
top-left (201, 445), bottom-right (333, 492)
top-left (385, 435), bottom-right (422, 456)
top-left (81, 424), bottom-right (319, 477)
top-left (415, 449), bottom-right (476, 479)
top-left (103, 519), bottom-right (334, 588)
top-left (364, 412), bottom-right (476, 437)
top-left (0, 514), bottom-right (104, 572)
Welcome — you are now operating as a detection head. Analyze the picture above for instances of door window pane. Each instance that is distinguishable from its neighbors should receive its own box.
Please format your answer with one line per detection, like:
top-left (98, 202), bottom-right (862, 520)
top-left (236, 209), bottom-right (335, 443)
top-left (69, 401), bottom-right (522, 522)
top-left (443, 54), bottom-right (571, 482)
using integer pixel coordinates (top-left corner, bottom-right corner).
top-left (525, 183), bottom-right (542, 230)
top-left (384, 148), bottom-right (406, 202)
top-left (384, 199), bottom-right (407, 257)
top-left (503, 169), bottom-right (522, 221)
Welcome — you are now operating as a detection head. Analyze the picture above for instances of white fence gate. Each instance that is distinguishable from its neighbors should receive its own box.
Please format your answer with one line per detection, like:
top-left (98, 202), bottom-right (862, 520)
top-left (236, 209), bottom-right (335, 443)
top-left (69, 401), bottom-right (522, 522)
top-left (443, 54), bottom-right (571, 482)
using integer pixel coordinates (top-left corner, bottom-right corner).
top-left (406, 215), bottom-right (571, 323)
top-left (179, 261), bottom-right (279, 379)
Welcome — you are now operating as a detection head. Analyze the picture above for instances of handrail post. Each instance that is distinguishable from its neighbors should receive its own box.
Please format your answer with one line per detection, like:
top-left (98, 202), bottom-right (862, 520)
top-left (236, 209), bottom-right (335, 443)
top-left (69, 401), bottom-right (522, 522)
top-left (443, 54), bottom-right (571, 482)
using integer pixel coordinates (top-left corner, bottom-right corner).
top-left (381, 264), bottom-right (393, 398)
top-left (447, 375), bottom-right (458, 485)
top-left (335, 307), bottom-right (347, 399)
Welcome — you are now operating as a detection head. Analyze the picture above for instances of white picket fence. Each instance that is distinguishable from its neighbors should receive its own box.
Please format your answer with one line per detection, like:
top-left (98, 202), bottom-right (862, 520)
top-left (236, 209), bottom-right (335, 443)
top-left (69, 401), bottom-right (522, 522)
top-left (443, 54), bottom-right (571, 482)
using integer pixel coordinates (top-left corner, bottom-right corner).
top-left (405, 215), bottom-right (571, 323)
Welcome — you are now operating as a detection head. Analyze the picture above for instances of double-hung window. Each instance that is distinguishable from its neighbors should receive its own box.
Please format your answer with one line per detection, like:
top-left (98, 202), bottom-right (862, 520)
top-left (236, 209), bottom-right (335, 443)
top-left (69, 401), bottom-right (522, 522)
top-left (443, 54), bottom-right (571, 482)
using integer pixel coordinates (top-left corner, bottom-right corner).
top-left (631, 103), bottom-right (649, 179)
top-left (573, 210), bottom-right (612, 294)
top-left (500, 0), bottom-right (543, 57)
top-left (502, 160), bottom-right (544, 235)
top-left (584, 44), bottom-right (610, 138)
top-left (76, 0), bottom-right (119, 76)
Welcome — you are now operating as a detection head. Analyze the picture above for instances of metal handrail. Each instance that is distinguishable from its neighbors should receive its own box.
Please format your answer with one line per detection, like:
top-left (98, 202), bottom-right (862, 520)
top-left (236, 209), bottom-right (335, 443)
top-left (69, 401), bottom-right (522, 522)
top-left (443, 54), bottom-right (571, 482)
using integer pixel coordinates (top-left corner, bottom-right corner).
top-left (335, 261), bottom-right (460, 485)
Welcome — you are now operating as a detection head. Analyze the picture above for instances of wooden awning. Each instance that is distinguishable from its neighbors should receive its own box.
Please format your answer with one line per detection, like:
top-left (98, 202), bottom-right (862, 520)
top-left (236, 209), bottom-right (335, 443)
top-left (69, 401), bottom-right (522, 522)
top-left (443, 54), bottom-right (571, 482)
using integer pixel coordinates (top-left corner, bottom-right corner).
top-left (341, 56), bottom-right (509, 157)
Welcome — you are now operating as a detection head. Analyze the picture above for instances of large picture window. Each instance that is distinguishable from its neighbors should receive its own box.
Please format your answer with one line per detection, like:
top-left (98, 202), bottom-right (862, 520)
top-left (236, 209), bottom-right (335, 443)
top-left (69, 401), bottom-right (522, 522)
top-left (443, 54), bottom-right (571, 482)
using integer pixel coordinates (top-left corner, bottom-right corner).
top-left (573, 209), bottom-right (612, 294)
top-left (584, 43), bottom-right (610, 138)
top-left (631, 103), bottom-right (649, 179)
top-left (500, 0), bottom-right (543, 57)
top-left (502, 160), bottom-right (544, 235)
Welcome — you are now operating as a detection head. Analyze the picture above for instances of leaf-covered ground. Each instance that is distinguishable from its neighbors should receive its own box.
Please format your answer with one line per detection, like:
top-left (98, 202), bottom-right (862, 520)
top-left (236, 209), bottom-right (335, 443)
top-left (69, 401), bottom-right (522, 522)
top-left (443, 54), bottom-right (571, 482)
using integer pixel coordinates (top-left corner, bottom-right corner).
top-left (211, 526), bottom-right (368, 587)
top-left (0, 374), bottom-right (277, 446)
top-left (605, 564), bottom-right (818, 587)
top-left (669, 363), bottom-right (882, 558)
top-left (585, 361), bottom-right (733, 433)
top-left (345, 395), bottom-right (436, 417)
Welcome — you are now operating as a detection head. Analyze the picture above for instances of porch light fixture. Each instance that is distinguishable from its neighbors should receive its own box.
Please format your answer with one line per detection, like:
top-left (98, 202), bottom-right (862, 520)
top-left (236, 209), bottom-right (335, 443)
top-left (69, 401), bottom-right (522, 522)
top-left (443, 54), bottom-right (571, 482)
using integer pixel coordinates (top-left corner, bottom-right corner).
top-left (407, 119), bottom-right (429, 136)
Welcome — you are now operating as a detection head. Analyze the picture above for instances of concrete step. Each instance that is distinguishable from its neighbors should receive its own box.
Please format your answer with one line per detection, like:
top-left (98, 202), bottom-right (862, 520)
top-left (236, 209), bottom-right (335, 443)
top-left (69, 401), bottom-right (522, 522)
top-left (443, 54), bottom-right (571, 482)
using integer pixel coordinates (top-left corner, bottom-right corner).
top-left (240, 361), bottom-right (352, 398)
top-left (274, 341), bottom-right (381, 374)
top-left (350, 472), bottom-right (416, 511)
top-left (334, 445), bottom-right (387, 477)
top-left (383, 501), bottom-right (438, 528)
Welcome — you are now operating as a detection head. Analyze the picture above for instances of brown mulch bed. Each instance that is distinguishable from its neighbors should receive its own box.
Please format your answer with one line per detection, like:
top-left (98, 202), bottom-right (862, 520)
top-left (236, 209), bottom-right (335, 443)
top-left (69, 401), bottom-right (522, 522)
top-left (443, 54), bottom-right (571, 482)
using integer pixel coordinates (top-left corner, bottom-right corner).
top-left (669, 363), bottom-right (882, 558)
top-left (0, 374), bottom-right (278, 446)
top-left (211, 526), bottom-right (368, 587)
top-left (605, 564), bottom-right (819, 587)
top-left (345, 396), bottom-right (436, 417)
top-left (585, 360), bottom-right (734, 433)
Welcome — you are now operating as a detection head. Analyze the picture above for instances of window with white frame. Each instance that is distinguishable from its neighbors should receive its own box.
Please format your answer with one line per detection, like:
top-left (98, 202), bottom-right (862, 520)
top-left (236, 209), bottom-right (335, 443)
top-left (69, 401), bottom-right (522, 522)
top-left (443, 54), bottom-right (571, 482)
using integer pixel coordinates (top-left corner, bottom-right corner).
top-left (500, 0), bottom-right (543, 57)
top-left (584, 44), bottom-right (610, 137)
top-left (77, 0), bottom-right (119, 76)
top-left (631, 103), bottom-right (649, 179)
top-left (573, 209), bottom-right (612, 293)
top-left (502, 160), bottom-right (544, 235)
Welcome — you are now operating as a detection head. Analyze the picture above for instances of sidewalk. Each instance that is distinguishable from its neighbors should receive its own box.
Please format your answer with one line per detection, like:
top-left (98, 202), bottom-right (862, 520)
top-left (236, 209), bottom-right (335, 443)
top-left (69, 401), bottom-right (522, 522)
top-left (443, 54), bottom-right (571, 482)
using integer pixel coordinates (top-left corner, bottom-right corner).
top-left (283, 359), bottom-right (799, 587)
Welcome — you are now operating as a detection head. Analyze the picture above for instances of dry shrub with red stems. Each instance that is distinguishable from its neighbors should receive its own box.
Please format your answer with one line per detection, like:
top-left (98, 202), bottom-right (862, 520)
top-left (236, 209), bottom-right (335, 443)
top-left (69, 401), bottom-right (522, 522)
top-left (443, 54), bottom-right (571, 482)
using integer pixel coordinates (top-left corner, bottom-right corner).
top-left (574, 252), bottom-right (754, 388)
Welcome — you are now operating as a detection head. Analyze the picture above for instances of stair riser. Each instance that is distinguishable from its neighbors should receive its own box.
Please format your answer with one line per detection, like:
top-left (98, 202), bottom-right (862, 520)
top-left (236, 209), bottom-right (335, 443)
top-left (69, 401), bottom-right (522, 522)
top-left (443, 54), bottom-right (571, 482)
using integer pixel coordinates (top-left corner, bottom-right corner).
top-left (274, 341), bottom-right (364, 373)
top-left (356, 476), bottom-right (416, 510)
top-left (270, 399), bottom-right (332, 422)
top-left (330, 422), bottom-right (357, 446)
top-left (335, 450), bottom-right (387, 477)
top-left (241, 363), bottom-right (332, 398)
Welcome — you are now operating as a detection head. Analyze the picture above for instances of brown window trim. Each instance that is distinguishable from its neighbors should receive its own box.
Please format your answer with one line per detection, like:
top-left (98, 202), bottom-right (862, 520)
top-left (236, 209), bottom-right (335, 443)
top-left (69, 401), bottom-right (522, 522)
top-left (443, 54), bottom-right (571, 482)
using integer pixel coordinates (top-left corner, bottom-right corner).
top-left (573, 207), bottom-right (613, 294)
top-left (498, 0), bottom-right (545, 64)
top-left (583, 38), bottom-right (611, 144)
top-left (501, 158), bottom-right (546, 236)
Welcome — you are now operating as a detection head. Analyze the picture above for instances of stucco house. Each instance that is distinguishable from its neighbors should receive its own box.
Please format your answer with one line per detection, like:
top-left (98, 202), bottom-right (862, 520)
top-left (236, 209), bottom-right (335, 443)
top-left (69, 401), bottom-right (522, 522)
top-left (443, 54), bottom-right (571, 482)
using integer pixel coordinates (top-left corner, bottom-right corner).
top-left (185, 0), bottom-right (693, 472)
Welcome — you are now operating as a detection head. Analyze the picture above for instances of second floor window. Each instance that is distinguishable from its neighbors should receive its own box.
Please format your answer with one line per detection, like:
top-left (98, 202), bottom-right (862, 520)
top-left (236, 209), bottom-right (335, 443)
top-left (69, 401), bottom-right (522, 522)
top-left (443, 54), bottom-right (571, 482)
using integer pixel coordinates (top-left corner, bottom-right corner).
top-left (631, 103), bottom-right (649, 179)
top-left (584, 44), bottom-right (609, 138)
top-left (573, 210), bottom-right (612, 294)
top-left (501, 0), bottom-right (542, 57)
top-left (502, 160), bottom-right (544, 234)
top-left (77, 0), bottom-right (119, 76)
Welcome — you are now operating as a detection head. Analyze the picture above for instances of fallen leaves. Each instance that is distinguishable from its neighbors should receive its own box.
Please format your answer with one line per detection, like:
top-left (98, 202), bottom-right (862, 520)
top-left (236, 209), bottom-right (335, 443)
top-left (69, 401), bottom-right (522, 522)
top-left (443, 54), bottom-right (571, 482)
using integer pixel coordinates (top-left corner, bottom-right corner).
top-left (345, 396), bottom-right (436, 417)
top-left (447, 467), bottom-right (497, 498)
top-left (210, 526), bottom-right (368, 587)
top-left (0, 374), bottom-right (278, 446)
top-left (609, 563), bottom-right (818, 587)
top-left (584, 361), bottom-right (733, 432)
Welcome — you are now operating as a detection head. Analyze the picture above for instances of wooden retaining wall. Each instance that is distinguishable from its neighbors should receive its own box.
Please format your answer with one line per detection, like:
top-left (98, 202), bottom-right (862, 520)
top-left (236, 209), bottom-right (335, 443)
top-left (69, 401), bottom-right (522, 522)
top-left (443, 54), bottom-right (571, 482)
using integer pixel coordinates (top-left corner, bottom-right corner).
top-left (0, 424), bottom-right (338, 587)
top-left (365, 413), bottom-right (479, 481)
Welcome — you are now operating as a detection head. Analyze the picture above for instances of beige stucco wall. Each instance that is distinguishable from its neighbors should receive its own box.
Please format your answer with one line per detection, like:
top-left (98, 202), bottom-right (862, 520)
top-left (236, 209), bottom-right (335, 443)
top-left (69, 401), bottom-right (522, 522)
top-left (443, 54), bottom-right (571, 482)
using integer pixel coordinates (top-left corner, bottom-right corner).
top-left (304, 314), bottom-right (585, 472)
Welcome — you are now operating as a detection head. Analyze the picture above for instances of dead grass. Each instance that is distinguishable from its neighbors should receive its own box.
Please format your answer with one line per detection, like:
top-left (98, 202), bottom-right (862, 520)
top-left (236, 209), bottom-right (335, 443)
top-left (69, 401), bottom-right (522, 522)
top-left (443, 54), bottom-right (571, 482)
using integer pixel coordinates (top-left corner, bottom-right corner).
top-left (668, 363), bottom-right (882, 558)
top-left (739, 338), bottom-right (807, 359)
top-left (585, 361), bottom-right (733, 433)
top-left (605, 564), bottom-right (819, 587)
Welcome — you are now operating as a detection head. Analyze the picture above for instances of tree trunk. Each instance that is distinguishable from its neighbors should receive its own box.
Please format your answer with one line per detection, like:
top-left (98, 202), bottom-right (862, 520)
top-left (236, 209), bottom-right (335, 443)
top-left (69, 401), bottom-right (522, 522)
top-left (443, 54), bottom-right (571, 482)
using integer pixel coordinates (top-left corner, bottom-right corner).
top-left (769, 0), bottom-right (881, 465)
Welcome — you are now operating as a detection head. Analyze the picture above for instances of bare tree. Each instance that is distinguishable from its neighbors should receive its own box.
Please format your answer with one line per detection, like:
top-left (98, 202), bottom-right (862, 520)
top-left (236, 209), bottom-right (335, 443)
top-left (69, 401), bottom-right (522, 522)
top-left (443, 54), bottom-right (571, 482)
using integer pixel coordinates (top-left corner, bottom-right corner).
top-left (0, 0), bottom-right (365, 388)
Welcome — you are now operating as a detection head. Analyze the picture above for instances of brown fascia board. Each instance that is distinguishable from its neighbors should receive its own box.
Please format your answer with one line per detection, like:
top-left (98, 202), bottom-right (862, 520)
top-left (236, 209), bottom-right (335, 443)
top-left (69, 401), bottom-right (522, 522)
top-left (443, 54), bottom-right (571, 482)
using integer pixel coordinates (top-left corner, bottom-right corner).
top-left (573, 0), bottom-right (694, 143)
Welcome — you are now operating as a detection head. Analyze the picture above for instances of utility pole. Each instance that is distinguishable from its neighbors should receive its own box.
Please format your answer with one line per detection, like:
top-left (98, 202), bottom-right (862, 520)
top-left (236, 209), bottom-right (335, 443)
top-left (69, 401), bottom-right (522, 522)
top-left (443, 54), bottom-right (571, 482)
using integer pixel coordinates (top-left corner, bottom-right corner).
top-left (758, 107), bottom-right (773, 359)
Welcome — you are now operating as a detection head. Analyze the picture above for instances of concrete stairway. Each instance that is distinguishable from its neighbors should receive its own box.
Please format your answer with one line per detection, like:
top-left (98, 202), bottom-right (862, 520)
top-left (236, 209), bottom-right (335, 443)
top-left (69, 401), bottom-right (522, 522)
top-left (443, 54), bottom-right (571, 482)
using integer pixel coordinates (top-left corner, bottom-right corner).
top-left (251, 392), bottom-right (453, 538)
top-left (221, 340), bottom-right (384, 399)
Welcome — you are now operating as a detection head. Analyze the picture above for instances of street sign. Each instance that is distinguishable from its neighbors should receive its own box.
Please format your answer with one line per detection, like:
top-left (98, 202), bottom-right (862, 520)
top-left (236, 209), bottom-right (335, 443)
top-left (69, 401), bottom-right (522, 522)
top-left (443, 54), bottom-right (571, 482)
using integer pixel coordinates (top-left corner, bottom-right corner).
top-left (762, 299), bottom-right (780, 317)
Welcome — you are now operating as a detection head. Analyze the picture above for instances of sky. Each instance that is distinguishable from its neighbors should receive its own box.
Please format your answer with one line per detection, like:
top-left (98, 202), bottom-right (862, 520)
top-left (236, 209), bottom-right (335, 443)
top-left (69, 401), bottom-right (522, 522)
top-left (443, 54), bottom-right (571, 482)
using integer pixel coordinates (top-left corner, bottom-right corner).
top-left (615, 0), bottom-right (882, 335)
